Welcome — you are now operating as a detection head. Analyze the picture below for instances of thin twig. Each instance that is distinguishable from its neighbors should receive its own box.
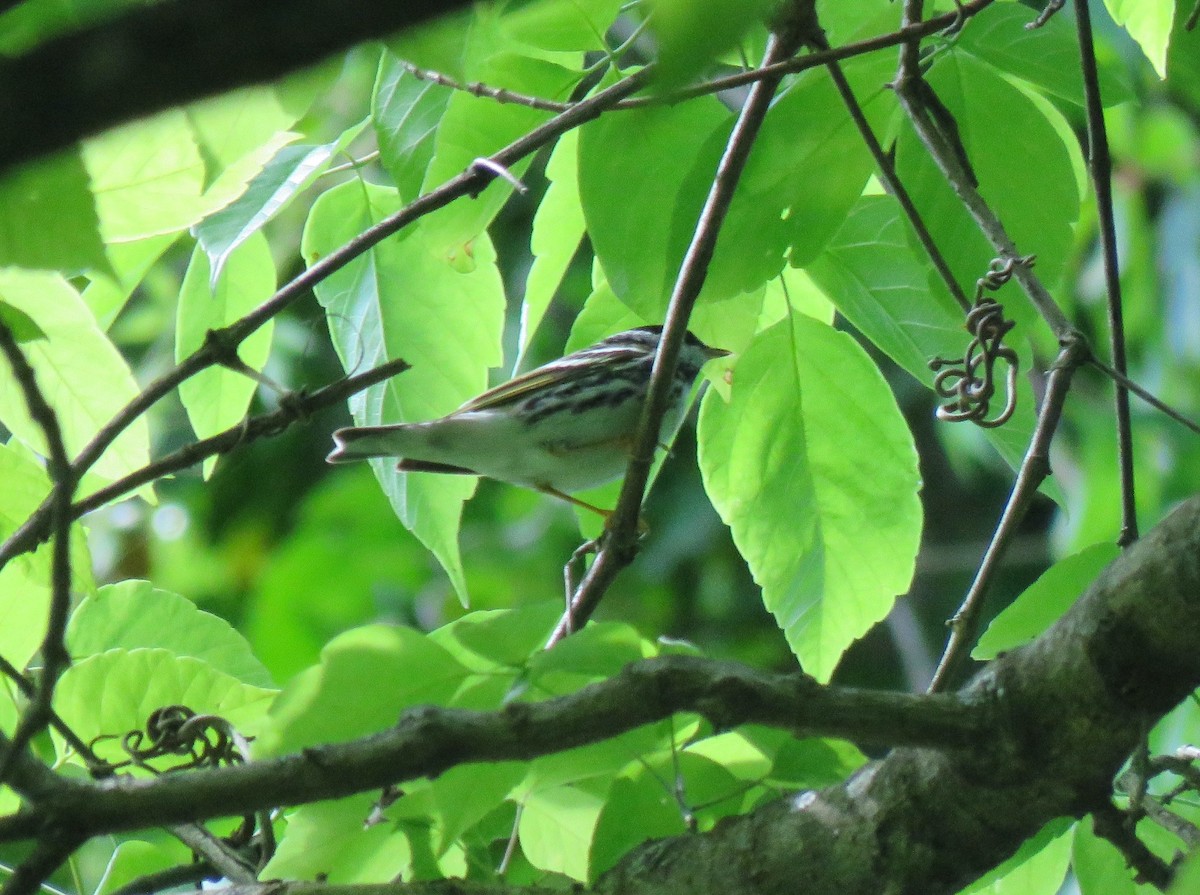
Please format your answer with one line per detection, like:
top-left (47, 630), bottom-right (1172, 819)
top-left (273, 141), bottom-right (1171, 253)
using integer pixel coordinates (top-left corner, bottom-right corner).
top-left (105, 862), bottom-right (214, 895)
top-left (1087, 358), bottom-right (1200, 436)
top-left (1074, 0), bottom-right (1137, 546)
top-left (0, 69), bottom-right (650, 576)
top-left (398, 60), bottom-right (573, 112)
top-left (928, 338), bottom-right (1089, 692)
top-left (71, 356), bottom-right (412, 520)
top-left (0, 655), bottom-right (101, 771)
top-left (0, 325), bottom-right (75, 786)
top-left (0, 830), bottom-right (83, 895)
top-left (549, 24), bottom-right (809, 644)
top-left (893, 3), bottom-right (1076, 343)
top-left (168, 824), bottom-right (256, 884)
top-left (821, 51), bottom-right (970, 312)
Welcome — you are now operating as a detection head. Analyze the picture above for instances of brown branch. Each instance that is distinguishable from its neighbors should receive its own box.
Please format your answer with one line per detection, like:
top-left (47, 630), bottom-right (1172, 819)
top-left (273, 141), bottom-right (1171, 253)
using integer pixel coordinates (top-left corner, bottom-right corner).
top-left (928, 338), bottom-right (1089, 692)
top-left (1073, 0), bottom-right (1138, 546)
top-left (0, 324), bottom-right (75, 786)
top-left (0, 69), bottom-right (649, 576)
top-left (1091, 803), bottom-right (1173, 890)
top-left (550, 22), bottom-right (809, 642)
top-left (0, 656), bottom-right (982, 840)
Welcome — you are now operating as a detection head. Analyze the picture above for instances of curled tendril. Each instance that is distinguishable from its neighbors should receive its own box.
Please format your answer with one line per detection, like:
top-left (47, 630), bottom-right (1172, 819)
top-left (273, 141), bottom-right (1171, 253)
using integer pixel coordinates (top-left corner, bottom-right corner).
top-left (929, 256), bottom-right (1031, 429)
top-left (90, 704), bottom-right (250, 774)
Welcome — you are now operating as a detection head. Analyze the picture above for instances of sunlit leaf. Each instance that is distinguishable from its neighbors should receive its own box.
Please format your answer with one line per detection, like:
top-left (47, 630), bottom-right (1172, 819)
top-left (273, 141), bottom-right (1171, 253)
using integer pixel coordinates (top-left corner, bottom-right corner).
top-left (176, 233), bottom-right (276, 475)
top-left (0, 151), bottom-right (106, 272)
top-left (0, 270), bottom-right (149, 488)
top-left (67, 580), bottom-right (274, 687)
top-left (1105, 0), bottom-right (1174, 79)
top-left (302, 180), bottom-right (505, 603)
top-left (698, 317), bottom-right (921, 680)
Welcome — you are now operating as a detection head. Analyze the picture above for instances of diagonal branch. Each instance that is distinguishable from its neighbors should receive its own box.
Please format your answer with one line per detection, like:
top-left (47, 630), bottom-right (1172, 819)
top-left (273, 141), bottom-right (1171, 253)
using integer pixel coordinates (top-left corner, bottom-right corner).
top-left (550, 17), bottom-right (811, 642)
top-left (0, 69), bottom-right (649, 577)
top-left (0, 324), bottom-right (75, 785)
top-left (1071, 0), bottom-right (1138, 546)
top-left (0, 656), bottom-right (982, 840)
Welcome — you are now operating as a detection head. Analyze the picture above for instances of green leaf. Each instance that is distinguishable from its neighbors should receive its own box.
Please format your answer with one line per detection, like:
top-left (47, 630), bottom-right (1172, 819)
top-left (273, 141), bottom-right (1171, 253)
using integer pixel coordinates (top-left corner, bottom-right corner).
top-left (973, 543), bottom-right (1118, 660)
top-left (0, 300), bottom-right (46, 342)
top-left (373, 52), bottom-right (453, 202)
top-left (1167, 1), bottom-right (1200, 112)
top-left (579, 95), bottom-right (730, 316)
top-left (194, 121), bottom-right (367, 286)
top-left (499, 0), bottom-right (621, 50)
top-left (175, 233), bottom-right (276, 473)
top-left (519, 783), bottom-right (606, 881)
top-left (895, 52), bottom-right (1081, 301)
top-left (590, 773), bottom-right (687, 879)
top-left (429, 762), bottom-right (525, 852)
top-left (1105, 0), bottom-right (1174, 79)
top-left (67, 580), bottom-right (274, 687)
top-left (428, 603), bottom-right (561, 671)
top-left (420, 54), bottom-right (578, 257)
top-left (302, 181), bottom-right (505, 604)
top-left (1073, 816), bottom-right (1144, 895)
top-left (53, 648), bottom-right (277, 765)
top-left (93, 839), bottom-right (191, 895)
top-left (83, 110), bottom-right (208, 241)
top-left (256, 624), bottom-right (470, 756)
top-left (698, 317), bottom-right (922, 680)
top-left (957, 3), bottom-right (1133, 108)
top-left (0, 270), bottom-right (150, 488)
top-left (517, 130), bottom-right (584, 367)
top-left (0, 151), bottom-right (107, 272)
top-left (961, 820), bottom-right (1073, 894)
top-left (806, 196), bottom-right (1056, 495)
top-left (768, 737), bottom-right (866, 788)
top-left (82, 234), bottom-right (178, 330)
top-left (647, 0), bottom-right (774, 88)
top-left (262, 794), bottom-right (412, 884)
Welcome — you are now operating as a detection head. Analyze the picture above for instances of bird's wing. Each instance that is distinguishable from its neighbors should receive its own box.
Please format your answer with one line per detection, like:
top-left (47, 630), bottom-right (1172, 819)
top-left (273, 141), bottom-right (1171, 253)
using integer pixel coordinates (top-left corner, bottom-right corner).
top-left (457, 367), bottom-right (568, 412)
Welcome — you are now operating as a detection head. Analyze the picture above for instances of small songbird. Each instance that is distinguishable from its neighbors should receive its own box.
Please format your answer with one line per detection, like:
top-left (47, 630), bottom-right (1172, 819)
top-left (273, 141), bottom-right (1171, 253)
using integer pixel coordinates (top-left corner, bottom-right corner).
top-left (327, 325), bottom-right (729, 517)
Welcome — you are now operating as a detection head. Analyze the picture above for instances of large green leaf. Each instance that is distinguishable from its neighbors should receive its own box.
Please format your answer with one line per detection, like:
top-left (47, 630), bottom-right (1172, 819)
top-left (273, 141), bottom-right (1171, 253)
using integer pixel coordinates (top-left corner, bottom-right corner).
top-left (646, 0), bottom-right (775, 87)
top-left (698, 316), bottom-right (921, 680)
top-left (302, 180), bottom-right (505, 603)
top-left (261, 794), bottom-right (412, 884)
top-left (1105, 0), bottom-right (1174, 79)
top-left (517, 129), bottom-right (584, 367)
top-left (957, 3), bottom-right (1133, 108)
top-left (498, 0), bottom-right (621, 50)
top-left (419, 54), bottom-right (578, 258)
top-left (256, 624), bottom-right (471, 756)
top-left (973, 543), bottom-right (1118, 660)
top-left (519, 782), bottom-right (607, 881)
top-left (193, 121), bottom-right (367, 286)
top-left (373, 51), bottom-right (453, 202)
top-left (66, 580), bottom-right (274, 687)
top-left (0, 151), bottom-right (106, 272)
top-left (894, 52), bottom-right (1081, 308)
top-left (82, 110), bottom-right (208, 241)
top-left (579, 94), bottom-right (731, 317)
top-left (52, 648), bottom-right (277, 766)
top-left (0, 270), bottom-right (149, 488)
top-left (175, 233), bottom-right (276, 471)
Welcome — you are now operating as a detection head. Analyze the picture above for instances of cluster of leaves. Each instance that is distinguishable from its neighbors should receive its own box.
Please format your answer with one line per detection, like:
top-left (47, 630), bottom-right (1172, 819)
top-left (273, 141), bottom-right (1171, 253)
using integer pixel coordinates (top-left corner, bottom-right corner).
top-left (1, 0), bottom-right (1200, 893)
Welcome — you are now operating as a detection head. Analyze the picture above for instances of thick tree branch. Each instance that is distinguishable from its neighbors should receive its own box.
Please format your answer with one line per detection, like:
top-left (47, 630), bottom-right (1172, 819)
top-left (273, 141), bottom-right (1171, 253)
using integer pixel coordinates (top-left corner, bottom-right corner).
top-left (0, 658), bottom-right (980, 840)
top-left (0, 0), bottom-right (477, 179)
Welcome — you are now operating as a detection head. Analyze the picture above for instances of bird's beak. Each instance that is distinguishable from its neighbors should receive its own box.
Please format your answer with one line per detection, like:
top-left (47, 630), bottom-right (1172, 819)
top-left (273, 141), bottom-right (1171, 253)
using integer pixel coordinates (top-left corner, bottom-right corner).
top-left (704, 345), bottom-right (732, 361)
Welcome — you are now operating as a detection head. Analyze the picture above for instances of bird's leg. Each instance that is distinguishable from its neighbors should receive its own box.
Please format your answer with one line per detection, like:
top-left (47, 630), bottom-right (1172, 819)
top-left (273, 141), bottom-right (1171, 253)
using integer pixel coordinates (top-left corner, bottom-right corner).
top-left (562, 536), bottom-right (601, 633)
top-left (536, 486), bottom-right (649, 536)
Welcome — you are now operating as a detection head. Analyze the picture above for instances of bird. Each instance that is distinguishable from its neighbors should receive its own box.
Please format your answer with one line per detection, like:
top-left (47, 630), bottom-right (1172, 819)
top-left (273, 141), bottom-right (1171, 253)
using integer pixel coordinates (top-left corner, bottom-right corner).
top-left (326, 325), bottom-right (729, 518)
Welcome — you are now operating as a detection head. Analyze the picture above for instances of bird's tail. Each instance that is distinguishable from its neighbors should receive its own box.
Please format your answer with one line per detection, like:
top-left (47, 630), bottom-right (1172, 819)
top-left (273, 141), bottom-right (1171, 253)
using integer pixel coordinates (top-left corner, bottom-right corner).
top-left (326, 424), bottom-right (415, 463)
